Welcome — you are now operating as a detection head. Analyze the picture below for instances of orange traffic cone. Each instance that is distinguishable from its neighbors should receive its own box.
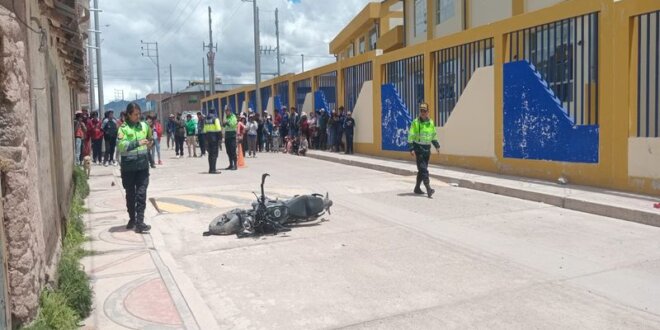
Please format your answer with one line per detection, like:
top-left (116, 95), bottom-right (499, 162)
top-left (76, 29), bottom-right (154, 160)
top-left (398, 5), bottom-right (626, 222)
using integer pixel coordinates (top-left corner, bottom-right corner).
top-left (237, 144), bottom-right (246, 168)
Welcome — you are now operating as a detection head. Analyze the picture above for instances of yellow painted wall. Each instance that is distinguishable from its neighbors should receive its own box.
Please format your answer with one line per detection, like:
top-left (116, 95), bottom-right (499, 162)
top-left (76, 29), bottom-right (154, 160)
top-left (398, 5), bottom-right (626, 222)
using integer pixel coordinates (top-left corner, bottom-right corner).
top-left (437, 66), bottom-right (496, 158)
top-left (353, 81), bottom-right (375, 144)
top-left (204, 0), bottom-right (660, 196)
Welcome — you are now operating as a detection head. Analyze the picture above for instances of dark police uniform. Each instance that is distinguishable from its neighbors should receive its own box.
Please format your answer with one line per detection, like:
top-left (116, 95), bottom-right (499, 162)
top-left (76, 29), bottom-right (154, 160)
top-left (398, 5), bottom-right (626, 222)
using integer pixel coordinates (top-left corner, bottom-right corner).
top-left (203, 115), bottom-right (222, 173)
top-left (223, 112), bottom-right (238, 170)
top-left (118, 120), bottom-right (152, 232)
top-left (408, 105), bottom-right (440, 198)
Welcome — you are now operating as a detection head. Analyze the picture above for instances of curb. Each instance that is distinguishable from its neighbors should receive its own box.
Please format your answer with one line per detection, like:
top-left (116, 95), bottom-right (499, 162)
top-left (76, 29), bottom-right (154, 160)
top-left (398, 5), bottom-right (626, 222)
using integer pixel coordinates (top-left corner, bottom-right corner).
top-left (307, 152), bottom-right (660, 228)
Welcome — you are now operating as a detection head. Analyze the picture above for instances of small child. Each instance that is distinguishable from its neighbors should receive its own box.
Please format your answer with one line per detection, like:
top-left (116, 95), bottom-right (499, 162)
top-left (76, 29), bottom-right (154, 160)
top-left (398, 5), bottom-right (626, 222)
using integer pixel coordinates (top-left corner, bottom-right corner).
top-left (298, 136), bottom-right (308, 156)
top-left (285, 136), bottom-right (292, 154)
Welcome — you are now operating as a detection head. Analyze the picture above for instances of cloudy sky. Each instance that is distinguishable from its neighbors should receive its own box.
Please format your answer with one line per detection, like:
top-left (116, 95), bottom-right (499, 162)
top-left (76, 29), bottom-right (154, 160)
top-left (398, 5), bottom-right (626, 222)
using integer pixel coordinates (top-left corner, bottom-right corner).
top-left (96, 0), bottom-right (376, 103)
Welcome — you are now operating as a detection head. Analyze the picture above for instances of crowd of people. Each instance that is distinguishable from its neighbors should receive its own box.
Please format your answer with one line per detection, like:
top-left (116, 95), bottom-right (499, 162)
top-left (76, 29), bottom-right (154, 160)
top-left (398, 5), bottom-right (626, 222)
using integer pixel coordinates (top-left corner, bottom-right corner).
top-left (74, 102), bottom-right (361, 233)
top-left (74, 99), bottom-right (441, 234)
top-left (231, 105), bottom-right (356, 157)
top-left (74, 104), bottom-right (357, 169)
top-left (74, 109), bottom-right (122, 167)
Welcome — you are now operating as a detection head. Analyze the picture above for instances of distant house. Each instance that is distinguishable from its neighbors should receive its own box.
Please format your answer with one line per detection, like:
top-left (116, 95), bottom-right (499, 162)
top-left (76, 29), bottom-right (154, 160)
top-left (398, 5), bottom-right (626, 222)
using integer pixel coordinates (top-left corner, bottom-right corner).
top-left (160, 82), bottom-right (248, 119)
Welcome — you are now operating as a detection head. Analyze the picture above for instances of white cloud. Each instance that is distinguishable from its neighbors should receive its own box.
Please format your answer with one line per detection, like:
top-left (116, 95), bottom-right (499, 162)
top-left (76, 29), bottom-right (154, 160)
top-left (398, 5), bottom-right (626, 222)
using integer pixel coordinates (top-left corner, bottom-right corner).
top-left (94, 0), bottom-right (374, 104)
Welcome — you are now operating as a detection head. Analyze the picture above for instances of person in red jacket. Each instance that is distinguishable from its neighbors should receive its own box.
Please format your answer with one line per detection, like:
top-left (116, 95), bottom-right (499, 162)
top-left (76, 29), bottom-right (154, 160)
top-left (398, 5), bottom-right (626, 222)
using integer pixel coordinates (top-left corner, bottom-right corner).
top-left (88, 111), bottom-right (104, 164)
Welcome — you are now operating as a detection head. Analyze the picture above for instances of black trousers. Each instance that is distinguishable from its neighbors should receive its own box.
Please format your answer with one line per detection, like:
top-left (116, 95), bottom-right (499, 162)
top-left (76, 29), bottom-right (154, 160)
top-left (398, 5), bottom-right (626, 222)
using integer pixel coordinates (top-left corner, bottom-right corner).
top-left (121, 169), bottom-right (149, 224)
top-left (257, 131), bottom-right (263, 152)
top-left (318, 129), bottom-right (327, 150)
top-left (225, 136), bottom-right (237, 168)
top-left (92, 139), bottom-right (103, 163)
top-left (415, 149), bottom-right (431, 187)
top-left (175, 135), bottom-right (185, 156)
top-left (206, 133), bottom-right (219, 172)
top-left (345, 133), bottom-right (354, 154)
top-left (104, 136), bottom-right (117, 162)
top-left (241, 137), bottom-right (247, 157)
top-left (198, 133), bottom-right (207, 155)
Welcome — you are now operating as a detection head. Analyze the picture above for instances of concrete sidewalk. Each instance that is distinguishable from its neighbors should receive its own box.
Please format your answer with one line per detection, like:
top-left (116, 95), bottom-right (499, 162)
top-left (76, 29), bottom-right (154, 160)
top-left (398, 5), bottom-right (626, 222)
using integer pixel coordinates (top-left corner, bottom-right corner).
top-left (79, 164), bottom-right (218, 330)
top-left (307, 151), bottom-right (660, 227)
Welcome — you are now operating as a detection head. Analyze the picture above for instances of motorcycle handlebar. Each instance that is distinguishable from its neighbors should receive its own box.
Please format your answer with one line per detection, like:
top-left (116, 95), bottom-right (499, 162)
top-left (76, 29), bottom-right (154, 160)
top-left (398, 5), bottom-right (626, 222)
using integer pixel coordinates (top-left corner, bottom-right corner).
top-left (260, 173), bottom-right (270, 202)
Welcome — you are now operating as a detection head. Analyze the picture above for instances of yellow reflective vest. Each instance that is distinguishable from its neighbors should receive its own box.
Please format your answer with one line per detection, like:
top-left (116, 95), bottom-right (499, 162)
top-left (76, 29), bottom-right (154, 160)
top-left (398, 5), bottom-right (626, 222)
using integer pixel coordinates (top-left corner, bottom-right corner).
top-left (408, 118), bottom-right (440, 151)
top-left (203, 118), bottom-right (222, 133)
top-left (118, 121), bottom-right (152, 171)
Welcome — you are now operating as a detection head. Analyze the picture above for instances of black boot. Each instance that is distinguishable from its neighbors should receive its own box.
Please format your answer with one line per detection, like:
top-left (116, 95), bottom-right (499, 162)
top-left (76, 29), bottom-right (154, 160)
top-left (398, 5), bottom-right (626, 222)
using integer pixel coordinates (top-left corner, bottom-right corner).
top-left (135, 223), bottom-right (151, 233)
top-left (414, 175), bottom-right (424, 194)
top-left (126, 220), bottom-right (135, 230)
top-left (424, 182), bottom-right (435, 198)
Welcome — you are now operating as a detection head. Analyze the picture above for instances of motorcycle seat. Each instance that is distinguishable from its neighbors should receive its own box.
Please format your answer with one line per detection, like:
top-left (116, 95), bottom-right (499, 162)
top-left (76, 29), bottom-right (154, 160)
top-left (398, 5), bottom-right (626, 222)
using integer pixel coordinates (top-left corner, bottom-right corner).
top-left (285, 195), bottom-right (324, 219)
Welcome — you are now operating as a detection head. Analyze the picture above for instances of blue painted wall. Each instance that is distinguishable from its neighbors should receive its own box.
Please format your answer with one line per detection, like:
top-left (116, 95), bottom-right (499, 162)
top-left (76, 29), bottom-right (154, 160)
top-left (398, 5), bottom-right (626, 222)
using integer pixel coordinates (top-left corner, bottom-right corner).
top-left (274, 96), bottom-right (283, 114)
top-left (381, 83), bottom-right (412, 152)
top-left (314, 91), bottom-right (331, 116)
top-left (503, 61), bottom-right (599, 163)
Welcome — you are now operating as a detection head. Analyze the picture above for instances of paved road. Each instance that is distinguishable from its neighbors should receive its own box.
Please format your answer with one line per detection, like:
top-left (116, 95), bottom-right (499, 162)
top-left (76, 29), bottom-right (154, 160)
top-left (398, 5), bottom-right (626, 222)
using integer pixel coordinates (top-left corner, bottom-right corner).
top-left (86, 150), bottom-right (660, 329)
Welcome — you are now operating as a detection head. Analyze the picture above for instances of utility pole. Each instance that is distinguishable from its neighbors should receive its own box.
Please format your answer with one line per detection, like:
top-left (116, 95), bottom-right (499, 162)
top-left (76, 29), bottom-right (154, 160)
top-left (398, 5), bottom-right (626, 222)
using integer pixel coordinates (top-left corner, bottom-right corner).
top-left (87, 27), bottom-right (95, 111)
top-left (202, 57), bottom-right (207, 98)
top-left (169, 64), bottom-right (174, 94)
top-left (203, 6), bottom-right (217, 115)
top-left (93, 0), bottom-right (104, 116)
top-left (140, 40), bottom-right (162, 121)
top-left (243, 0), bottom-right (261, 113)
top-left (275, 8), bottom-right (281, 76)
top-left (301, 54), bottom-right (304, 72)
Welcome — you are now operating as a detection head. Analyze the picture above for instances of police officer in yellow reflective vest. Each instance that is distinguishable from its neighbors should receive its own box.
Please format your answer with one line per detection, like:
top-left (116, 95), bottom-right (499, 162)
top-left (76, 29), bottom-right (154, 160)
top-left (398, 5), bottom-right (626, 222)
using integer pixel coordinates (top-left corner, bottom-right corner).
top-left (118, 103), bottom-right (152, 233)
top-left (408, 102), bottom-right (440, 198)
top-left (223, 107), bottom-right (238, 170)
top-left (203, 113), bottom-right (222, 173)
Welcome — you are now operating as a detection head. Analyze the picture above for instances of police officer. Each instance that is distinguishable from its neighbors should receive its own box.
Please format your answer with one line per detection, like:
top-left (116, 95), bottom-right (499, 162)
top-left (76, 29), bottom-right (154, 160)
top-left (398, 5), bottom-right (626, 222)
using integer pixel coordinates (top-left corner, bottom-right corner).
top-left (223, 106), bottom-right (238, 170)
top-left (117, 102), bottom-right (152, 233)
top-left (408, 102), bottom-right (440, 198)
top-left (203, 112), bottom-right (222, 173)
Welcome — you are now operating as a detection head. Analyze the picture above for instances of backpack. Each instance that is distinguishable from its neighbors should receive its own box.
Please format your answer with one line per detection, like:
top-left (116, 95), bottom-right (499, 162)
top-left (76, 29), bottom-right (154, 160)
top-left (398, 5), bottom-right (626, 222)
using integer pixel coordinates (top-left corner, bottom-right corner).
top-left (103, 119), bottom-right (118, 137)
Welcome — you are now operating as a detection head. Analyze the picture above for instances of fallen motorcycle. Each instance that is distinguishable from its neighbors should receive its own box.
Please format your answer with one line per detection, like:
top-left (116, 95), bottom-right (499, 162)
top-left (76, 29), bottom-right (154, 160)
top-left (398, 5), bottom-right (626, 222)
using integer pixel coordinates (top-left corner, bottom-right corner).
top-left (204, 173), bottom-right (333, 238)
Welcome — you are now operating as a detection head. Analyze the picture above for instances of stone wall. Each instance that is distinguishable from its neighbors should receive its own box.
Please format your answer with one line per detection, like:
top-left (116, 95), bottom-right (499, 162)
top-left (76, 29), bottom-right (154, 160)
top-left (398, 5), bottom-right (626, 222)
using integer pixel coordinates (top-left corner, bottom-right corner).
top-left (0, 0), bottom-right (79, 324)
top-left (0, 4), bottom-right (49, 323)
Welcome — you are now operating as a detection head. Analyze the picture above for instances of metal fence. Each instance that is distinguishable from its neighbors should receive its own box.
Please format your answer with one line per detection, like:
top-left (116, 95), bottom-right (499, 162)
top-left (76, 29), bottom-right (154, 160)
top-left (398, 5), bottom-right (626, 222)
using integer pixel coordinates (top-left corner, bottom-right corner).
top-left (228, 94), bottom-right (237, 113)
top-left (276, 81), bottom-right (290, 110)
top-left (507, 13), bottom-right (599, 125)
top-left (221, 97), bottom-right (228, 113)
top-left (343, 62), bottom-right (372, 113)
top-left (248, 90), bottom-right (256, 111)
top-left (433, 38), bottom-right (494, 125)
top-left (237, 92), bottom-right (246, 113)
top-left (383, 55), bottom-right (424, 119)
top-left (260, 86), bottom-right (271, 112)
top-left (293, 78), bottom-right (312, 112)
top-left (316, 71), bottom-right (337, 111)
top-left (636, 10), bottom-right (659, 137)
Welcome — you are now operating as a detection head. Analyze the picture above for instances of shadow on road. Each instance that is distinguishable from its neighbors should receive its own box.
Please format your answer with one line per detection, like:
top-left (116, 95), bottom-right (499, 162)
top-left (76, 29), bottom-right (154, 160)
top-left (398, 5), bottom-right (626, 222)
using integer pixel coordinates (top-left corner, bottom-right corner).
top-left (397, 192), bottom-right (426, 197)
